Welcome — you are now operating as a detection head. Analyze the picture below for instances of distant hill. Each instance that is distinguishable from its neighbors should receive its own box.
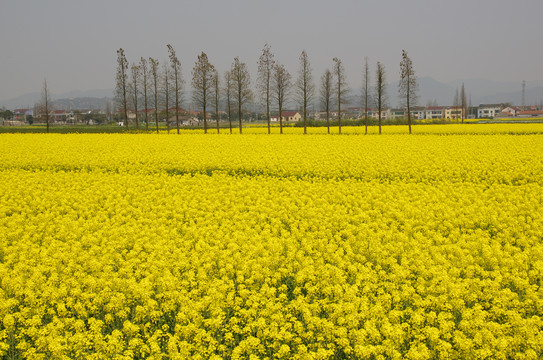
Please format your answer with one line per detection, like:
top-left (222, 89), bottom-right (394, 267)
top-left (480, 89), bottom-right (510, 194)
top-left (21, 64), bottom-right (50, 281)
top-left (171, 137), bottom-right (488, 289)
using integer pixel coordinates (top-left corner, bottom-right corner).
top-left (52, 97), bottom-right (111, 111)
top-left (2, 81), bottom-right (543, 111)
top-left (0, 89), bottom-right (113, 109)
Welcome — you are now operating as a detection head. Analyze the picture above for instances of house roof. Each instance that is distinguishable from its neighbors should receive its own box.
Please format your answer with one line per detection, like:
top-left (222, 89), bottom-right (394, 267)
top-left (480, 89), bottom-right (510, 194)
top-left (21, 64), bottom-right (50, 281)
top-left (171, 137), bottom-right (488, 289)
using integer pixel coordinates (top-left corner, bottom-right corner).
top-left (518, 110), bottom-right (543, 115)
top-left (281, 111), bottom-right (299, 117)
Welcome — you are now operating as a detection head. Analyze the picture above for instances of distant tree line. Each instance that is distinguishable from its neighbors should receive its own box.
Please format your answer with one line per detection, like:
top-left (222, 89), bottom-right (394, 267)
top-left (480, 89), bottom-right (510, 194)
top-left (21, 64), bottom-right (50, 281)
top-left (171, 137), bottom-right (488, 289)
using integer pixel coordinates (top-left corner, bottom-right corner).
top-left (115, 45), bottom-right (423, 134)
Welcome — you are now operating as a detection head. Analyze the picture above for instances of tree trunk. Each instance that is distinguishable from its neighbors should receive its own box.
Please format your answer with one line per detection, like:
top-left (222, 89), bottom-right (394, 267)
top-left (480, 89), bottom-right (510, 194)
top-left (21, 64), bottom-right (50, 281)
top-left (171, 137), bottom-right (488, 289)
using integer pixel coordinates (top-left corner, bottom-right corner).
top-left (134, 82), bottom-right (139, 130)
top-left (303, 97), bottom-right (307, 135)
top-left (203, 106), bottom-right (207, 134)
top-left (123, 80), bottom-right (128, 132)
top-left (326, 109), bottom-right (330, 134)
top-left (238, 94), bottom-right (242, 134)
top-left (228, 95), bottom-right (232, 134)
top-left (279, 103), bottom-right (283, 134)
top-left (378, 99), bottom-right (382, 135)
top-left (407, 78), bottom-right (412, 134)
top-left (144, 88), bottom-right (148, 131)
top-left (216, 94), bottom-right (220, 134)
top-left (338, 81), bottom-right (341, 135)
top-left (176, 74), bottom-right (180, 134)
top-left (154, 83), bottom-right (159, 134)
top-left (364, 86), bottom-right (368, 135)
top-left (267, 78), bottom-right (271, 135)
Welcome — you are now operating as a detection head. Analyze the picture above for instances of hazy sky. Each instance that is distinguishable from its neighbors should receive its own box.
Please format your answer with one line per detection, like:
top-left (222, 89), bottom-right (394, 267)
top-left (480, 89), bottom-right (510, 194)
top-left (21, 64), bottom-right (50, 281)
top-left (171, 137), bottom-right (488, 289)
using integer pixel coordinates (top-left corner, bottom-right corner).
top-left (1, 0), bottom-right (542, 101)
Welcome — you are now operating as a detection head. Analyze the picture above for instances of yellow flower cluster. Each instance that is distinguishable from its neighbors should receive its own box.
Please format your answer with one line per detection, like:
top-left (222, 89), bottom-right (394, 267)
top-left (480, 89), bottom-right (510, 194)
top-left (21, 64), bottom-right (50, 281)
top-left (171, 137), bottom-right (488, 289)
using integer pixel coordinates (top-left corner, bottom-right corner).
top-left (1, 125), bottom-right (542, 359)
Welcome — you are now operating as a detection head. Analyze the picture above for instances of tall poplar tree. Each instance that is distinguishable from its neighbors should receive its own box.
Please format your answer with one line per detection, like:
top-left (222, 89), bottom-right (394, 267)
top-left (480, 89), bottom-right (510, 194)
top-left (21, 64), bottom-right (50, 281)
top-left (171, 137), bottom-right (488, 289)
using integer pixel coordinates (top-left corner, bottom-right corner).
top-left (224, 70), bottom-right (233, 134)
top-left (162, 63), bottom-right (171, 133)
top-left (115, 48), bottom-right (129, 130)
top-left (231, 57), bottom-right (252, 134)
top-left (167, 44), bottom-right (183, 134)
top-left (375, 61), bottom-right (386, 135)
top-left (40, 78), bottom-right (52, 133)
top-left (149, 57), bottom-right (160, 133)
top-left (213, 71), bottom-right (220, 134)
top-left (362, 57), bottom-right (370, 134)
top-left (257, 43), bottom-right (275, 134)
top-left (460, 82), bottom-right (466, 124)
top-left (140, 57), bottom-right (149, 130)
top-left (295, 50), bottom-right (315, 134)
top-left (192, 52), bottom-right (215, 134)
top-left (333, 57), bottom-right (348, 134)
top-left (273, 63), bottom-right (291, 135)
top-left (399, 50), bottom-right (418, 134)
top-left (130, 63), bottom-right (140, 130)
top-left (320, 69), bottom-right (333, 134)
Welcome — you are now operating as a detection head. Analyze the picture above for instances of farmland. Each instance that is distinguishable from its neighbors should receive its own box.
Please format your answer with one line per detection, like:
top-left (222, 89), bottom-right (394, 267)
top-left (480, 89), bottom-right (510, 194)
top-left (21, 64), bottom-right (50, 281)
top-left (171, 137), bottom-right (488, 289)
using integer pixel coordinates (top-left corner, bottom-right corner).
top-left (1, 124), bottom-right (543, 359)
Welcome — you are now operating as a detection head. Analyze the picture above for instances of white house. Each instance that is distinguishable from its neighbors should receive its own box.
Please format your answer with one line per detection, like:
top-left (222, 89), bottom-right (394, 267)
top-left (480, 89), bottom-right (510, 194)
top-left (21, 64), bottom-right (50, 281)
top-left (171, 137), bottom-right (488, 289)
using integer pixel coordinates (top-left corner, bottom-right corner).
top-left (424, 107), bottom-right (444, 119)
top-left (478, 104), bottom-right (505, 118)
top-left (271, 111), bottom-right (301, 122)
top-left (499, 106), bottom-right (521, 117)
top-left (410, 107), bottom-right (425, 120)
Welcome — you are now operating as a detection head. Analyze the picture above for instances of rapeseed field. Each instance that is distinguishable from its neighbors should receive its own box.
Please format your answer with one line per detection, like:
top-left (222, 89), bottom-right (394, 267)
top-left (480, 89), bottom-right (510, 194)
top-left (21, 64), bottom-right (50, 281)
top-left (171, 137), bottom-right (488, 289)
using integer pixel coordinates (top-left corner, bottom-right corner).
top-left (1, 124), bottom-right (542, 359)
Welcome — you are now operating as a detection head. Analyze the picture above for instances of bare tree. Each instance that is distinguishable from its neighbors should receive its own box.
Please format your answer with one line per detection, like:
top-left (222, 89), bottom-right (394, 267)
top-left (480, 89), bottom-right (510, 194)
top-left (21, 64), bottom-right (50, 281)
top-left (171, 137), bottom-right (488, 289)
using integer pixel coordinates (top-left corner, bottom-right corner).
top-left (115, 48), bottom-right (129, 130)
top-left (140, 57), bottom-right (149, 130)
top-left (231, 57), bottom-right (252, 134)
top-left (460, 82), bottom-right (466, 124)
top-left (453, 87), bottom-right (459, 121)
top-left (320, 69), bottom-right (333, 134)
top-left (399, 50), bottom-right (418, 134)
top-left (362, 57), bottom-right (370, 134)
top-left (162, 63), bottom-right (172, 133)
top-left (375, 61), bottom-right (386, 134)
top-left (105, 98), bottom-right (112, 123)
top-left (192, 52), bottom-right (215, 134)
top-left (257, 43), bottom-right (275, 134)
top-left (167, 44), bottom-right (183, 134)
top-left (224, 70), bottom-right (233, 134)
top-left (468, 92), bottom-right (472, 119)
top-left (130, 63), bottom-right (140, 130)
top-left (273, 63), bottom-right (291, 134)
top-left (149, 57), bottom-right (160, 133)
top-left (295, 50), bottom-right (315, 134)
top-left (333, 57), bottom-right (348, 134)
top-left (40, 78), bottom-right (52, 133)
top-left (213, 71), bottom-right (220, 133)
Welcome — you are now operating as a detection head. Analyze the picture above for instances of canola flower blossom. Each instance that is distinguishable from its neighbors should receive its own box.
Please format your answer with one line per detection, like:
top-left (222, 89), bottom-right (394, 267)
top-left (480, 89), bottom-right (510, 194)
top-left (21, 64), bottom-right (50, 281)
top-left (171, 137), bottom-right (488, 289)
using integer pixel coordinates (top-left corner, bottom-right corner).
top-left (0, 124), bottom-right (542, 359)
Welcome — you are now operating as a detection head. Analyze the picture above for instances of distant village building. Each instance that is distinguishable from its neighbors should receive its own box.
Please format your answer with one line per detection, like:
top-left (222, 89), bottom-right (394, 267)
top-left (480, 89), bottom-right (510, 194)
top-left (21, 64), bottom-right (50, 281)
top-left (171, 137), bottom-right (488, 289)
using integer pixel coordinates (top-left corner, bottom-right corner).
top-left (390, 109), bottom-right (405, 119)
top-left (424, 107), bottom-right (445, 119)
top-left (271, 111), bottom-right (301, 122)
top-left (477, 104), bottom-right (506, 118)
top-left (346, 107), bottom-right (362, 118)
top-left (444, 107), bottom-right (464, 120)
top-left (410, 107), bottom-right (425, 120)
top-left (517, 110), bottom-right (543, 118)
top-left (496, 106), bottom-right (521, 117)
top-left (13, 109), bottom-right (33, 122)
